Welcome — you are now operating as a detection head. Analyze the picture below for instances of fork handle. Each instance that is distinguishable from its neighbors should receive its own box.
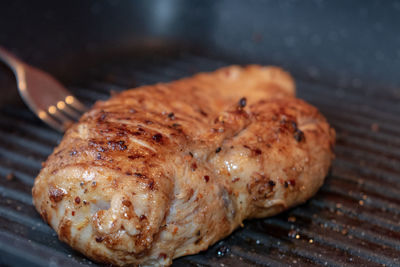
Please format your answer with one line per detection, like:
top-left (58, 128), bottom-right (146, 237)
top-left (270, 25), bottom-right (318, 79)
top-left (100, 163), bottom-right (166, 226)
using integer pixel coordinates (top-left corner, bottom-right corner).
top-left (0, 46), bottom-right (24, 73)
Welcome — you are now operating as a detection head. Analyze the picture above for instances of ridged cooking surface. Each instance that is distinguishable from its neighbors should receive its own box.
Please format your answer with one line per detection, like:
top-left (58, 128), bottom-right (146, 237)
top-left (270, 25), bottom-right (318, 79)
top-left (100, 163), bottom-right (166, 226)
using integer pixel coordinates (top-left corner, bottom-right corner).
top-left (0, 53), bottom-right (399, 267)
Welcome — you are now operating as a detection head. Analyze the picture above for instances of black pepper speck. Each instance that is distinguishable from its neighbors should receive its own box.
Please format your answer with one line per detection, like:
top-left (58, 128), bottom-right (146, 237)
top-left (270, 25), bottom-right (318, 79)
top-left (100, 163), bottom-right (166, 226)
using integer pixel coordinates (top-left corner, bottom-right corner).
top-left (152, 133), bottom-right (163, 142)
top-left (239, 97), bottom-right (247, 108)
top-left (167, 112), bottom-right (175, 119)
top-left (294, 129), bottom-right (305, 142)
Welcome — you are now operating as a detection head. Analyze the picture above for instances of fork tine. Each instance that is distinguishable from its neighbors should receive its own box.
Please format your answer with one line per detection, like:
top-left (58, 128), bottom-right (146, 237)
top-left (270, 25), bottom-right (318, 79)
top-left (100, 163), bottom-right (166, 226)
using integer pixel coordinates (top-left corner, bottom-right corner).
top-left (66, 96), bottom-right (87, 114)
top-left (51, 108), bottom-right (74, 127)
top-left (0, 46), bottom-right (88, 132)
top-left (62, 105), bottom-right (83, 121)
top-left (39, 111), bottom-right (65, 132)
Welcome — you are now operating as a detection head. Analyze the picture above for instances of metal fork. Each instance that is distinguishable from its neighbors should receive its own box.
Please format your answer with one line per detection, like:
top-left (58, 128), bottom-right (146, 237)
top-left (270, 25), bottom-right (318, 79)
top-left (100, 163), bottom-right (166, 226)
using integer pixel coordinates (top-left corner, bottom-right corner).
top-left (0, 46), bottom-right (87, 132)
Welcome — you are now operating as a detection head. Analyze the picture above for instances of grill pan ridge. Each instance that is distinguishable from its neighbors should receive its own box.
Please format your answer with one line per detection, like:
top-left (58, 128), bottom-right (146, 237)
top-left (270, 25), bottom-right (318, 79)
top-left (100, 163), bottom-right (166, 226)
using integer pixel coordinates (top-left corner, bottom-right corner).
top-left (0, 51), bottom-right (399, 267)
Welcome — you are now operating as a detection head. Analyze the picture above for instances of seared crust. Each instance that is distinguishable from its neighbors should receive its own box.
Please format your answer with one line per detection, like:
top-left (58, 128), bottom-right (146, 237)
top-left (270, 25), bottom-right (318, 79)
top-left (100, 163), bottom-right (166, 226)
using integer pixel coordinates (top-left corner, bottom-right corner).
top-left (32, 65), bottom-right (335, 266)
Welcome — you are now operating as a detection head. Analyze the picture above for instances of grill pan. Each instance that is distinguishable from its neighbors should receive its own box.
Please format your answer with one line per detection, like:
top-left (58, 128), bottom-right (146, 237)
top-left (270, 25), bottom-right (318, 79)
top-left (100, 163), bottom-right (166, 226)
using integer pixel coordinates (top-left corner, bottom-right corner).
top-left (0, 1), bottom-right (400, 266)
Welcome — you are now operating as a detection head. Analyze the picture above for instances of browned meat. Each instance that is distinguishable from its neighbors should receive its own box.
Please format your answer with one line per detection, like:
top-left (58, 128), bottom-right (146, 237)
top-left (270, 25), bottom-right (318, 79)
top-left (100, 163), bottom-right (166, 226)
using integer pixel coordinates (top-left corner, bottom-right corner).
top-left (32, 65), bottom-right (335, 266)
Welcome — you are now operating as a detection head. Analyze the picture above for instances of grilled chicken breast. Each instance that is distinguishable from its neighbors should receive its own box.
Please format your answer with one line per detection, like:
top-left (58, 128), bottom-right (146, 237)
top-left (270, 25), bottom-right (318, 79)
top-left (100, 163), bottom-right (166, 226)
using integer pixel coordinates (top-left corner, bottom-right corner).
top-left (32, 65), bottom-right (335, 266)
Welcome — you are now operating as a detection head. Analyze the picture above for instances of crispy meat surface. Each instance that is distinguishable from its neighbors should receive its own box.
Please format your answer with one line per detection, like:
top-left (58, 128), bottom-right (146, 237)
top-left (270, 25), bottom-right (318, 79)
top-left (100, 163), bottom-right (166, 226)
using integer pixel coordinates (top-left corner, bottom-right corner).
top-left (32, 65), bottom-right (335, 266)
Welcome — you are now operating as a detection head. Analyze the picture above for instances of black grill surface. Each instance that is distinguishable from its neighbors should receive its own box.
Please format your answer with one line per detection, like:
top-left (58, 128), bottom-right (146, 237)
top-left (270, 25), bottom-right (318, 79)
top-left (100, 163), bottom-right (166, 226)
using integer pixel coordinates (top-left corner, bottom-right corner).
top-left (0, 52), bottom-right (399, 267)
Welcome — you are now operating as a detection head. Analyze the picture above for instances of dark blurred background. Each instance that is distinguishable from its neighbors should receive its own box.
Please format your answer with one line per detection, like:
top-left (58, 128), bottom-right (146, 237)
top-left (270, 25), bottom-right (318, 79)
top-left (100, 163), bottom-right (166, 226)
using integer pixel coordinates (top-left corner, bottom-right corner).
top-left (0, 1), bottom-right (400, 266)
top-left (0, 0), bottom-right (400, 104)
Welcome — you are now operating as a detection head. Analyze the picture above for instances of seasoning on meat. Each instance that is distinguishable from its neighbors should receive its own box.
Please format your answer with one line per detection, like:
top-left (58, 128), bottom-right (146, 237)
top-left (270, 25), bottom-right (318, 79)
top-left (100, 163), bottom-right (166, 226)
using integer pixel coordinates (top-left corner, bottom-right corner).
top-left (152, 133), bottom-right (163, 142)
top-left (167, 112), bottom-right (175, 120)
top-left (238, 97), bottom-right (247, 108)
top-left (32, 65), bottom-right (335, 266)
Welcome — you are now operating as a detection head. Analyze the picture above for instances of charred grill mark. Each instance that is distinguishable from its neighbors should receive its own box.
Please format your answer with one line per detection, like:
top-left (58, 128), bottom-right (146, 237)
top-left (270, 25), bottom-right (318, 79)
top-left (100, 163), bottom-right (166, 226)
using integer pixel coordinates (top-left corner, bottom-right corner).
top-left (203, 175), bottom-right (210, 182)
top-left (215, 147), bottom-right (222, 153)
